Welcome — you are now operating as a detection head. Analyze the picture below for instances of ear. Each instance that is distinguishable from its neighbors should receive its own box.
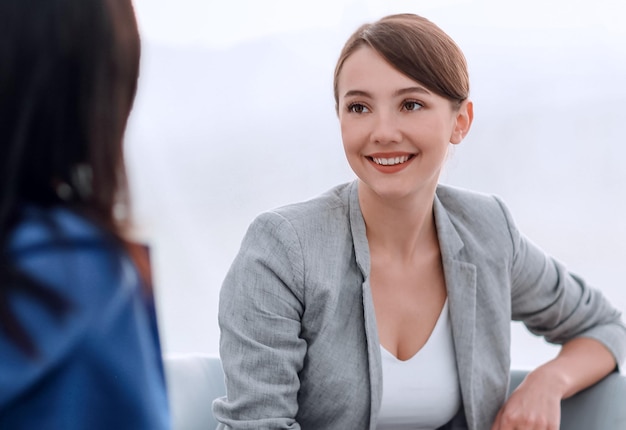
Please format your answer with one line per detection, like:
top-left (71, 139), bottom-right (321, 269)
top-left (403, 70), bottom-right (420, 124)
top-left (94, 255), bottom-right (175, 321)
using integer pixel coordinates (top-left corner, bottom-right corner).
top-left (450, 100), bottom-right (473, 145)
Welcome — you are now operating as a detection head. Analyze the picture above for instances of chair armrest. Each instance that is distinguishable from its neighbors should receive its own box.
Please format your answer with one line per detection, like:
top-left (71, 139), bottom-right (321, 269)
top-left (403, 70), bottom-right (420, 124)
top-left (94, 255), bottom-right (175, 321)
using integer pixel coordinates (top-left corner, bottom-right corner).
top-left (509, 370), bottom-right (626, 429)
top-left (164, 354), bottom-right (225, 430)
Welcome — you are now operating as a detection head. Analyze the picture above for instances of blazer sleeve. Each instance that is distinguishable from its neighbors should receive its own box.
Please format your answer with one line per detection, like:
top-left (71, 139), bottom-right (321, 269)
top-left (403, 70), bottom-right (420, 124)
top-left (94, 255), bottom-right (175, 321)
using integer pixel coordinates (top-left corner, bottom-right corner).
top-left (496, 196), bottom-right (626, 369)
top-left (214, 211), bottom-right (307, 429)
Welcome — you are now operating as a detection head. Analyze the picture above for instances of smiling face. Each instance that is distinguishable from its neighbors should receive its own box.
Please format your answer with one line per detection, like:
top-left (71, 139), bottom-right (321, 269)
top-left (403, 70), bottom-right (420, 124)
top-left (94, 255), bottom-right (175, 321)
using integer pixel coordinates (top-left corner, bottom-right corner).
top-left (336, 46), bottom-right (472, 203)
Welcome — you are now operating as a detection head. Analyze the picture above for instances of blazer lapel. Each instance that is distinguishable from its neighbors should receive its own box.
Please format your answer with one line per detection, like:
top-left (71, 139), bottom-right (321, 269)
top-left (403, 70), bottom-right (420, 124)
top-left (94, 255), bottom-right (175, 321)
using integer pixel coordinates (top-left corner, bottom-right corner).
top-left (348, 181), bottom-right (382, 430)
top-left (434, 195), bottom-right (478, 430)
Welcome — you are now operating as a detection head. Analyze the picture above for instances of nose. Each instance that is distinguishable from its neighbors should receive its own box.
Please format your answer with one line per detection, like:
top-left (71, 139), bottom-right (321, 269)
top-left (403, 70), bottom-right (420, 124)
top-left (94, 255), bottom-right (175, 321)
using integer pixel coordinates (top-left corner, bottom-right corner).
top-left (370, 110), bottom-right (402, 145)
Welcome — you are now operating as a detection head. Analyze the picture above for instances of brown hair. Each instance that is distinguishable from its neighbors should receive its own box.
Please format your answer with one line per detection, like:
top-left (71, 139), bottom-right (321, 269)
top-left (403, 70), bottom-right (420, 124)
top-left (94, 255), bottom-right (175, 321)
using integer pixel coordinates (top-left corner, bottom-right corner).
top-left (333, 13), bottom-right (469, 109)
top-left (0, 0), bottom-right (145, 356)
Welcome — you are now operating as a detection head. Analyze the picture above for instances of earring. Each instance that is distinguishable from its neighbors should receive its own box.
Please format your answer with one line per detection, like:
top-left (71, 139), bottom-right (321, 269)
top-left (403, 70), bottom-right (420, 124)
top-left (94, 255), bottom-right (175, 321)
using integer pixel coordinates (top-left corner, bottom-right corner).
top-left (71, 164), bottom-right (93, 200)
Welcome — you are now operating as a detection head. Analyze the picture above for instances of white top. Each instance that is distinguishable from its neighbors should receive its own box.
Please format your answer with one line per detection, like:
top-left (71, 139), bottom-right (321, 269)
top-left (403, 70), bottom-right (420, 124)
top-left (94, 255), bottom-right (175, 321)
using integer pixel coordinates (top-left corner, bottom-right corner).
top-left (376, 300), bottom-right (462, 430)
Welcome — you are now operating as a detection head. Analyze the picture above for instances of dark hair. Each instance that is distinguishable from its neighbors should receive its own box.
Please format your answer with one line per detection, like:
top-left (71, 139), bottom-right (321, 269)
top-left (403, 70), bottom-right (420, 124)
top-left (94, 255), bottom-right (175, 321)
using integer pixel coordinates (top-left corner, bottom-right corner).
top-left (0, 0), bottom-right (143, 355)
top-left (333, 13), bottom-right (469, 110)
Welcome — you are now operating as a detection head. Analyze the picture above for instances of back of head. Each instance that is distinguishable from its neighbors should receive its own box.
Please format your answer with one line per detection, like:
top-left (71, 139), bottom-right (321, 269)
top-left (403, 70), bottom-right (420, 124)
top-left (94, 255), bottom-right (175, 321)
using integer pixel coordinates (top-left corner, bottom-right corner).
top-left (0, 0), bottom-right (143, 356)
top-left (333, 13), bottom-right (469, 108)
top-left (0, 0), bottom-right (141, 235)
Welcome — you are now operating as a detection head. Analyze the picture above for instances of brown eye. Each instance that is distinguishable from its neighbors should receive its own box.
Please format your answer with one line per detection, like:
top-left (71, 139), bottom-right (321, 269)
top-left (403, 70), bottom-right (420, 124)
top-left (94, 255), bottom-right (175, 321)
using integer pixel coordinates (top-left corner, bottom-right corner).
top-left (348, 103), bottom-right (369, 114)
top-left (403, 101), bottom-right (423, 111)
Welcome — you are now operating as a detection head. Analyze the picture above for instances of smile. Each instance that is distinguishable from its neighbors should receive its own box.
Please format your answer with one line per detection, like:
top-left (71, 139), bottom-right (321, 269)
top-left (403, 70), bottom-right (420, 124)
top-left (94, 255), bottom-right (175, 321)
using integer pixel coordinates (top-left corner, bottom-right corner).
top-left (370, 155), bottom-right (412, 166)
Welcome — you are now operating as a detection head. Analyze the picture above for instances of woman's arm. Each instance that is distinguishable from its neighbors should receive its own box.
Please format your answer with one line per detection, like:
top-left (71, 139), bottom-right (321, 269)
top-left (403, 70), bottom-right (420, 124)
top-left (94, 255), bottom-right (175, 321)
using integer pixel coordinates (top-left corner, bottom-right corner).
top-left (491, 337), bottom-right (617, 430)
top-left (492, 196), bottom-right (625, 429)
top-left (214, 212), bottom-right (306, 429)
top-left (535, 336), bottom-right (617, 399)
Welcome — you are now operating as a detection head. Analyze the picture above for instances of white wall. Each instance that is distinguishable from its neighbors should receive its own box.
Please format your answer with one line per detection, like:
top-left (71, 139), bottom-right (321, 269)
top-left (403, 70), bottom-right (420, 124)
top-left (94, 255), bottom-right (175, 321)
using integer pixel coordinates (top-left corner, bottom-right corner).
top-left (127, 0), bottom-right (626, 370)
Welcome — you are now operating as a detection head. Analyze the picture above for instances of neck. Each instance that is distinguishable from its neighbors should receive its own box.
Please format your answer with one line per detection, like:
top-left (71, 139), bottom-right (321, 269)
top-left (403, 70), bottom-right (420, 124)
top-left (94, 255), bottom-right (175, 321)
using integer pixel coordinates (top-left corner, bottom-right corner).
top-left (358, 181), bottom-right (438, 261)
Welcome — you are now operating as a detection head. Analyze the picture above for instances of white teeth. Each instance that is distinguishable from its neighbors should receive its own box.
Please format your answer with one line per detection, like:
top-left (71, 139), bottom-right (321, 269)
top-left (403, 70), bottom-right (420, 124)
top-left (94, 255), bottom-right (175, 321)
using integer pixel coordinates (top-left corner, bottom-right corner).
top-left (372, 155), bottom-right (410, 166)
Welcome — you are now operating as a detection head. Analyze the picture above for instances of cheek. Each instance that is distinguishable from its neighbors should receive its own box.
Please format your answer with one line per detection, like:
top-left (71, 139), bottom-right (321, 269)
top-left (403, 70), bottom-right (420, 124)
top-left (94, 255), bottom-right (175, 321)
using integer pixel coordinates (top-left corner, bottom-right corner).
top-left (340, 119), bottom-right (365, 150)
top-left (412, 117), bottom-right (454, 146)
top-left (339, 121), bottom-right (355, 149)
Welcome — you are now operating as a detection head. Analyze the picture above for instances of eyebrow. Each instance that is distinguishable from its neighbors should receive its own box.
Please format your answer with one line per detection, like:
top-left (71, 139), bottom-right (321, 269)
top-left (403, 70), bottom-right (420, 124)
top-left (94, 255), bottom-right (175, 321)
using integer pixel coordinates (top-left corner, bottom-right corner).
top-left (342, 86), bottom-right (431, 99)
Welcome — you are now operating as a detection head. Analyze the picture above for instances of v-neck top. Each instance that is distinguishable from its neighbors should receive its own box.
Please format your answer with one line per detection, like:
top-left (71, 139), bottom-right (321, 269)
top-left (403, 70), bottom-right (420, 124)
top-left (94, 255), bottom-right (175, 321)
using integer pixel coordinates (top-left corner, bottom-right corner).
top-left (376, 300), bottom-right (461, 429)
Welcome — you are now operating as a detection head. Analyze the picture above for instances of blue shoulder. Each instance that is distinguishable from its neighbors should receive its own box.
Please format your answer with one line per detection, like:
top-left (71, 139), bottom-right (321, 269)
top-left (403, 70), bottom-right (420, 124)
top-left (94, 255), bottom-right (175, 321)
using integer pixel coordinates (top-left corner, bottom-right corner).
top-left (0, 206), bottom-right (144, 407)
top-left (8, 206), bottom-right (129, 300)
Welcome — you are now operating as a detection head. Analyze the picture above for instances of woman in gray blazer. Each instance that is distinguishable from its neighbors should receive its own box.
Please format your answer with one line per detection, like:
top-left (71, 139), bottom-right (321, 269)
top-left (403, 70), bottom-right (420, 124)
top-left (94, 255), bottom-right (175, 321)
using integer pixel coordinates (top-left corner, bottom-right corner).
top-left (214, 13), bottom-right (625, 430)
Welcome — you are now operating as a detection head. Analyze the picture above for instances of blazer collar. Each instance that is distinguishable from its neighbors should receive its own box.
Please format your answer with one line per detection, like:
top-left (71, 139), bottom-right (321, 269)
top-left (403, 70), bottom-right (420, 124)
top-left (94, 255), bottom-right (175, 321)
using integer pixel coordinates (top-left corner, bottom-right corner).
top-left (349, 180), bottom-right (370, 275)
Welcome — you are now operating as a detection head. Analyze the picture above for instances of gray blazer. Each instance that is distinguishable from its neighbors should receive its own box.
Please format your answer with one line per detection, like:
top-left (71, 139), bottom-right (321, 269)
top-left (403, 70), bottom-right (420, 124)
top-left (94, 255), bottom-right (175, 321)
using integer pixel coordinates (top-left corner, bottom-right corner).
top-left (214, 181), bottom-right (626, 430)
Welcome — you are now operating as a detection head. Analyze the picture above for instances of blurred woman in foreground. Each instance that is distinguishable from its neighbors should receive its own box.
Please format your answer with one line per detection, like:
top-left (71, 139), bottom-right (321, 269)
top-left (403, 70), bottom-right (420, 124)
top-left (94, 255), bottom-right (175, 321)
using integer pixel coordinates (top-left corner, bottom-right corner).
top-left (0, 0), bottom-right (170, 428)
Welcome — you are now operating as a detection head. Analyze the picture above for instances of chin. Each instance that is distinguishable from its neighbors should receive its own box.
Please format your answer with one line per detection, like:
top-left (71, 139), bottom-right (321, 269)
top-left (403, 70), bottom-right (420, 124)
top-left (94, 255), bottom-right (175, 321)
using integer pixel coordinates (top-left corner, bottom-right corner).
top-left (359, 175), bottom-right (437, 203)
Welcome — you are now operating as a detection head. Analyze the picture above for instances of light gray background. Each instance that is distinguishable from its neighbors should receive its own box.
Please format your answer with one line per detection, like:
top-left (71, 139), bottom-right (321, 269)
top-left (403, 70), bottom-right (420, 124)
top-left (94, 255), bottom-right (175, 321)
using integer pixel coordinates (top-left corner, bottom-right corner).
top-left (127, 0), bottom-right (626, 370)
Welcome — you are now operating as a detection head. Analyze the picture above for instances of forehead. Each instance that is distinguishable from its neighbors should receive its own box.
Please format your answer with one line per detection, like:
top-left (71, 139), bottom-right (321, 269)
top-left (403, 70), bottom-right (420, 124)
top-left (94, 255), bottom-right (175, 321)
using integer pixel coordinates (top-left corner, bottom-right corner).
top-left (337, 46), bottom-right (422, 98)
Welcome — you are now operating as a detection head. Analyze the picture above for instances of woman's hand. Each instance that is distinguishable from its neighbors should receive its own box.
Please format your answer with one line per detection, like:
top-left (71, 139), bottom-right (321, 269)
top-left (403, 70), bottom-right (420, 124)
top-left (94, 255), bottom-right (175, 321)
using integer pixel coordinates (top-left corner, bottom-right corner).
top-left (491, 337), bottom-right (617, 430)
top-left (490, 368), bottom-right (562, 430)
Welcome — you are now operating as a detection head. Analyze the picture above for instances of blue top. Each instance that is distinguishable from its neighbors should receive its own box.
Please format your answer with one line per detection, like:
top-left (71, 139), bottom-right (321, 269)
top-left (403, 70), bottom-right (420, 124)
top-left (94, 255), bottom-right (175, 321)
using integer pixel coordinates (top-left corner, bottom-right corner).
top-left (0, 206), bottom-right (170, 429)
